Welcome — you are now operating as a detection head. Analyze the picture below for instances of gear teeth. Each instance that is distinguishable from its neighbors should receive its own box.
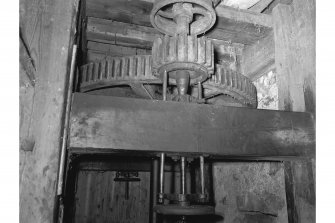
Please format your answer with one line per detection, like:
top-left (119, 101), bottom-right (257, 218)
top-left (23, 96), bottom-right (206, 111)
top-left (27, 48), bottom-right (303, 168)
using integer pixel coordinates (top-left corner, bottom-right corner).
top-left (152, 34), bottom-right (214, 84)
top-left (203, 65), bottom-right (258, 108)
top-left (79, 55), bottom-right (160, 92)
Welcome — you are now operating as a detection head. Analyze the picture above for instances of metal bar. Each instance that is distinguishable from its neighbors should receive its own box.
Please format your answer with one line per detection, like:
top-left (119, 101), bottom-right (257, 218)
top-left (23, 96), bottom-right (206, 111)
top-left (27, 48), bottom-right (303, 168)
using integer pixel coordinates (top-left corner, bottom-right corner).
top-left (181, 157), bottom-right (186, 194)
top-left (57, 45), bottom-right (77, 195)
top-left (198, 81), bottom-right (202, 100)
top-left (159, 153), bottom-right (165, 203)
top-left (163, 70), bottom-right (167, 101)
top-left (200, 156), bottom-right (205, 195)
top-left (151, 159), bottom-right (158, 223)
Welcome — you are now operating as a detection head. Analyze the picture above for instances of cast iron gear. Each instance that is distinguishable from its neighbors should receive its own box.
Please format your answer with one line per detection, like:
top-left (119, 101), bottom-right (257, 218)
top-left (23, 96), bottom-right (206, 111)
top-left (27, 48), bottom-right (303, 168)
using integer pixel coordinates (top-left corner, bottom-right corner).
top-left (202, 65), bottom-right (257, 108)
top-left (79, 58), bottom-right (257, 107)
top-left (150, 0), bottom-right (217, 36)
top-left (79, 55), bottom-right (160, 92)
top-left (152, 34), bottom-right (214, 85)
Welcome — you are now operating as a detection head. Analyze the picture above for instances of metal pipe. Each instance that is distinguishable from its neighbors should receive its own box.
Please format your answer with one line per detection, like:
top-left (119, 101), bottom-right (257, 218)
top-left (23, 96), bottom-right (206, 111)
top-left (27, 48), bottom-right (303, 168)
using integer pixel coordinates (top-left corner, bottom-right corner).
top-left (57, 45), bottom-right (77, 196)
top-left (163, 70), bottom-right (167, 101)
top-left (198, 81), bottom-right (202, 100)
top-left (159, 153), bottom-right (165, 203)
top-left (181, 157), bottom-right (186, 194)
top-left (200, 156), bottom-right (205, 195)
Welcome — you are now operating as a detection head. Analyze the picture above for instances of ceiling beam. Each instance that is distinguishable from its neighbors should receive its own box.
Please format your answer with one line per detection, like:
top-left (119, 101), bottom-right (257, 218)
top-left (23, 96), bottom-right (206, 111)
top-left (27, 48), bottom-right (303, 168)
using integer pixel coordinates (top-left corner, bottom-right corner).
top-left (241, 31), bottom-right (275, 80)
top-left (86, 0), bottom-right (272, 45)
top-left (248, 0), bottom-right (275, 13)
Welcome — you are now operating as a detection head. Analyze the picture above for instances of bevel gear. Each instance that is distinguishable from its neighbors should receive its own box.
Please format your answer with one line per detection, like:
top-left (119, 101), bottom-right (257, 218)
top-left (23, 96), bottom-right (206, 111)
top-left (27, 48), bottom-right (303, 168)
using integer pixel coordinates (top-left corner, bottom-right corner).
top-left (202, 65), bottom-right (257, 108)
top-left (152, 34), bottom-right (214, 85)
top-left (78, 59), bottom-right (257, 107)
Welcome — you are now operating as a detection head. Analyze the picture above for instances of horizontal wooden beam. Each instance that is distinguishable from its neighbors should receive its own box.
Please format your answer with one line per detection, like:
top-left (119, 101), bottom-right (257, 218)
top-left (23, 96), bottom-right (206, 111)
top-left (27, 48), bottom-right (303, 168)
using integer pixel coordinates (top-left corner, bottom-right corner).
top-left (215, 4), bottom-right (273, 27)
top-left (241, 32), bottom-right (275, 80)
top-left (248, 0), bottom-right (275, 13)
top-left (86, 17), bottom-right (159, 49)
top-left (69, 93), bottom-right (315, 160)
top-left (86, 0), bottom-right (272, 45)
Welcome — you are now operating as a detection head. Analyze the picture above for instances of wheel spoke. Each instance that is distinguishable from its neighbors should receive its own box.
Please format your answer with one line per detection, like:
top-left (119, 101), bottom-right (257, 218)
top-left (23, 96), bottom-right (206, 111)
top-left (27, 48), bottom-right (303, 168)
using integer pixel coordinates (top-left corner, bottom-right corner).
top-left (157, 10), bottom-right (174, 19)
top-left (191, 6), bottom-right (207, 15)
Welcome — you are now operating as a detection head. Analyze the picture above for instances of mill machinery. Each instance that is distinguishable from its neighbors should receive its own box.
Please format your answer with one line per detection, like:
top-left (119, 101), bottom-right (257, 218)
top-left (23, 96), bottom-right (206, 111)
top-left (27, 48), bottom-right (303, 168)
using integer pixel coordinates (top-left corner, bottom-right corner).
top-left (68, 0), bottom-right (315, 222)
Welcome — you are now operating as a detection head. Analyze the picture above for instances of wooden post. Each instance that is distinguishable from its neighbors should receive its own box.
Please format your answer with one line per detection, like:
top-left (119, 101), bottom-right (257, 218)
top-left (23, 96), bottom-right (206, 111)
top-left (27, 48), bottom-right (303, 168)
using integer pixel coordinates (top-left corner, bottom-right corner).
top-left (19, 0), bottom-right (79, 222)
top-left (273, 0), bottom-right (315, 222)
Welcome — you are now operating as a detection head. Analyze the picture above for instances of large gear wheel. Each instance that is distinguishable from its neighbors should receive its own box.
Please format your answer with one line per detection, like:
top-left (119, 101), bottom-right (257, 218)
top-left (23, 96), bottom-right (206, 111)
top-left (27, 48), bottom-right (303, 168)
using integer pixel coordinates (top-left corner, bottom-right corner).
top-left (79, 55), bottom-right (160, 92)
top-left (202, 65), bottom-right (258, 108)
top-left (152, 34), bottom-right (214, 85)
top-left (150, 0), bottom-right (217, 36)
top-left (79, 59), bottom-right (257, 108)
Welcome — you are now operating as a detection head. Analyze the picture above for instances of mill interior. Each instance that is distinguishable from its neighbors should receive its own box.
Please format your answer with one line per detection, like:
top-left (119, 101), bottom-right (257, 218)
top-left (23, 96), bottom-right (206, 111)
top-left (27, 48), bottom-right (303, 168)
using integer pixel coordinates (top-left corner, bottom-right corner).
top-left (19, 0), bottom-right (315, 222)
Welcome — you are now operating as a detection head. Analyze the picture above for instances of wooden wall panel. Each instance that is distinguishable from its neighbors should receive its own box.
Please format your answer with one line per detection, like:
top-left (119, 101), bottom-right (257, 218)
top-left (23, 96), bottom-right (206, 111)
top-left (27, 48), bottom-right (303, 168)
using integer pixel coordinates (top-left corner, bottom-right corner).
top-left (74, 170), bottom-right (151, 223)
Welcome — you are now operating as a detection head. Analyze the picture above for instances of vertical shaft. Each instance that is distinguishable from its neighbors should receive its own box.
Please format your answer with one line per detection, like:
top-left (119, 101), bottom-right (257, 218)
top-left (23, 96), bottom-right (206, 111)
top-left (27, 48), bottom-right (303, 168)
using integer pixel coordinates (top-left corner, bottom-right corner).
top-left (176, 70), bottom-right (190, 96)
top-left (198, 81), bottom-right (202, 100)
top-left (163, 70), bottom-right (167, 101)
top-left (181, 157), bottom-right (186, 194)
top-left (159, 153), bottom-right (165, 203)
top-left (151, 159), bottom-right (158, 223)
top-left (200, 156), bottom-right (205, 195)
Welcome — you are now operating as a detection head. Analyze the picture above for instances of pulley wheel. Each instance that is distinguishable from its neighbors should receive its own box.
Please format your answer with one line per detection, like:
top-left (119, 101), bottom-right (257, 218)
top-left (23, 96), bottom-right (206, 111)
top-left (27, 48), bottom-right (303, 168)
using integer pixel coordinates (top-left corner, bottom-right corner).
top-left (154, 204), bottom-right (215, 216)
top-left (150, 0), bottom-right (216, 36)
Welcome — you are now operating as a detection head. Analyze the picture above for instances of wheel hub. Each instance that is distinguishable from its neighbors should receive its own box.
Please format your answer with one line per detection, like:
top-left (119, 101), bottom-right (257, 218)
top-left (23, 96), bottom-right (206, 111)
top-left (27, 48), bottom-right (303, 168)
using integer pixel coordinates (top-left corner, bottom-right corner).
top-left (150, 0), bottom-right (216, 36)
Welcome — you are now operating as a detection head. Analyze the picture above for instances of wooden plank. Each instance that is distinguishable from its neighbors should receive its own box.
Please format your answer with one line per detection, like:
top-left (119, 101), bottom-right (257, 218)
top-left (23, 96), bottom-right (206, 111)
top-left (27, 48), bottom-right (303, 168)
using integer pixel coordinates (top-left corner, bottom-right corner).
top-left (241, 32), bottom-right (275, 80)
top-left (74, 170), bottom-right (150, 223)
top-left (263, 0), bottom-right (293, 14)
top-left (85, 0), bottom-right (272, 45)
top-left (273, 1), bottom-right (315, 223)
top-left (86, 41), bottom-right (151, 62)
top-left (273, 4), bottom-right (304, 112)
top-left (69, 93), bottom-right (315, 159)
top-left (248, 0), bottom-right (275, 13)
top-left (19, 0), bottom-right (79, 222)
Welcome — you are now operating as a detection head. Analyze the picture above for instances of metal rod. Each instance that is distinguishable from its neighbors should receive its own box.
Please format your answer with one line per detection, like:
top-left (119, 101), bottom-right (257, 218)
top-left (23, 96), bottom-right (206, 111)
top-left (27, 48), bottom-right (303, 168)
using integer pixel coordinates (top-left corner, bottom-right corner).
top-left (198, 81), bottom-right (202, 100)
top-left (181, 157), bottom-right (186, 194)
top-left (159, 153), bottom-right (165, 203)
top-left (57, 45), bottom-right (77, 196)
top-left (151, 159), bottom-right (158, 223)
top-left (200, 156), bottom-right (205, 195)
top-left (163, 70), bottom-right (167, 101)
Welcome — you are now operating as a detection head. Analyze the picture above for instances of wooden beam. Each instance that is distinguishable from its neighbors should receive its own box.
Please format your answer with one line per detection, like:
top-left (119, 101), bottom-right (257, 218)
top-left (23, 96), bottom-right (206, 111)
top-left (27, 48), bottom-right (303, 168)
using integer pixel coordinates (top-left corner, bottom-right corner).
top-left (86, 0), bottom-right (272, 45)
top-left (263, 0), bottom-right (293, 14)
top-left (273, 1), bottom-right (315, 222)
top-left (19, 0), bottom-right (79, 222)
top-left (86, 17), bottom-right (160, 50)
top-left (215, 4), bottom-right (273, 28)
top-left (248, 0), bottom-right (275, 13)
top-left (69, 93), bottom-right (315, 160)
top-left (241, 32), bottom-right (275, 80)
